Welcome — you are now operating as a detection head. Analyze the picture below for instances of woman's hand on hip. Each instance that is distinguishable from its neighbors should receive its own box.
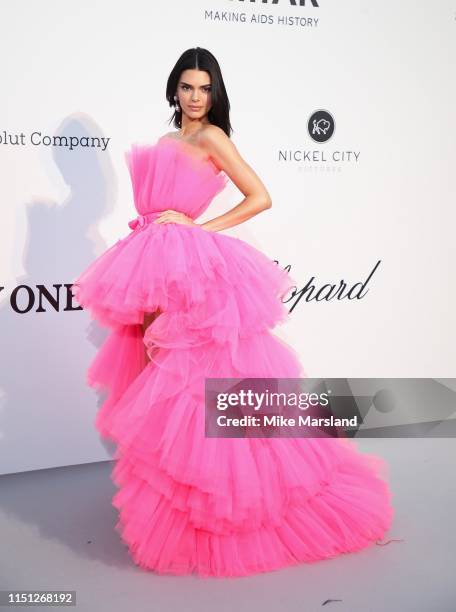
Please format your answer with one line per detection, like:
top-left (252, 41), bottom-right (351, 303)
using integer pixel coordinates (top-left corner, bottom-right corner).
top-left (153, 210), bottom-right (196, 226)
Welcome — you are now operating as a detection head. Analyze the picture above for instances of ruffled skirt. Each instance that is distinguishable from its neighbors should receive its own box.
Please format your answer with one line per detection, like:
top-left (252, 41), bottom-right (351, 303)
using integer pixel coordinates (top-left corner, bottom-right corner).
top-left (72, 221), bottom-right (394, 577)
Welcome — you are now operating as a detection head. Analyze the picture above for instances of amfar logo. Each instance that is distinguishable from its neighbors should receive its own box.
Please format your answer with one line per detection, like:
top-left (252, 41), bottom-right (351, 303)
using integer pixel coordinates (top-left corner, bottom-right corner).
top-left (308, 110), bottom-right (335, 143)
top-left (230, 0), bottom-right (320, 8)
top-left (230, 0), bottom-right (319, 5)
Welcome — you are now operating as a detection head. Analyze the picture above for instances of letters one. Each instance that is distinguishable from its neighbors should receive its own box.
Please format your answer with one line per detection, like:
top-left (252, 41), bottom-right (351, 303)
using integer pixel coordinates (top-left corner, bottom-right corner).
top-left (9, 284), bottom-right (81, 313)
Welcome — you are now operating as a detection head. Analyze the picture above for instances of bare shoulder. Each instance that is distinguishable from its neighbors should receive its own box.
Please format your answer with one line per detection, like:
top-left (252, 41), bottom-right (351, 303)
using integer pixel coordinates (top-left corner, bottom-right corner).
top-left (198, 124), bottom-right (231, 150)
top-left (197, 125), bottom-right (240, 169)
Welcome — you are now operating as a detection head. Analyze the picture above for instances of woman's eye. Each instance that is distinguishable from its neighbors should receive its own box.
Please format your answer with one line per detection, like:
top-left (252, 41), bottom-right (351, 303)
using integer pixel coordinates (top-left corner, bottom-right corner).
top-left (180, 85), bottom-right (211, 93)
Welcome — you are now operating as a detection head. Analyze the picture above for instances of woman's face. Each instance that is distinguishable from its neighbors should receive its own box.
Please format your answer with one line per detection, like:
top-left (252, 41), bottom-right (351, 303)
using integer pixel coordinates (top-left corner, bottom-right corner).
top-left (176, 69), bottom-right (212, 121)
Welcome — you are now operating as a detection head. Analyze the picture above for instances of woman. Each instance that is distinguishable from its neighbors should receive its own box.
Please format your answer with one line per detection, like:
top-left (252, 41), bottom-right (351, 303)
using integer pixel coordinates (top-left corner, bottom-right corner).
top-left (72, 47), bottom-right (394, 578)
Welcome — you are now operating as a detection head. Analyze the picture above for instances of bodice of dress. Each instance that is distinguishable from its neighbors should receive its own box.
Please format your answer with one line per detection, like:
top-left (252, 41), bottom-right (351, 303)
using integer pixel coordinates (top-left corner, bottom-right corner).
top-left (124, 136), bottom-right (228, 222)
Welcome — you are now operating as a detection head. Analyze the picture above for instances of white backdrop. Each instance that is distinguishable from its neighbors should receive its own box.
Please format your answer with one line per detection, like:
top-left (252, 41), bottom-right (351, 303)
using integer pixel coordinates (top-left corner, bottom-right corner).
top-left (1, 0), bottom-right (455, 475)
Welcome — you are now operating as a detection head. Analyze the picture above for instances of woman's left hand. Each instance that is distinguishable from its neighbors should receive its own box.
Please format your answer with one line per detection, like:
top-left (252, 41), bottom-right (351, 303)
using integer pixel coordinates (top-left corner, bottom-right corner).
top-left (153, 210), bottom-right (196, 226)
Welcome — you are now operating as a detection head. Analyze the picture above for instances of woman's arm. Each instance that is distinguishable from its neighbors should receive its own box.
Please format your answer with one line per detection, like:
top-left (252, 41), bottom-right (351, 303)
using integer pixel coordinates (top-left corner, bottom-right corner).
top-left (197, 125), bottom-right (272, 233)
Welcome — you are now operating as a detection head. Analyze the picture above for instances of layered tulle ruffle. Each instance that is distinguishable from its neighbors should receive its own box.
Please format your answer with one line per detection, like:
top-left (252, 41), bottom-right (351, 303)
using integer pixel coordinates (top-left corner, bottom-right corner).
top-left (91, 326), bottom-right (393, 576)
top-left (71, 220), bottom-right (296, 335)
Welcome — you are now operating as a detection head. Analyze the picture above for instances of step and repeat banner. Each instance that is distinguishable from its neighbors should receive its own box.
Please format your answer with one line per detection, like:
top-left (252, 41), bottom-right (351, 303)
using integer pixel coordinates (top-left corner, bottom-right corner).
top-left (1, 0), bottom-right (454, 474)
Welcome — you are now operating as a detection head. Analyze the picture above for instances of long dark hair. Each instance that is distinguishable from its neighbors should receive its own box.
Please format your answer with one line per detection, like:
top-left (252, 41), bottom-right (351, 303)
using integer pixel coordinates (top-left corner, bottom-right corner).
top-left (166, 47), bottom-right (233, 138)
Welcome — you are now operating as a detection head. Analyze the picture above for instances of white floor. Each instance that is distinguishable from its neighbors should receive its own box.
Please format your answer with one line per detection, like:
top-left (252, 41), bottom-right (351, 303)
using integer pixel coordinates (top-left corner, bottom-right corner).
top-left (0, 438), bottom-right (455, 612)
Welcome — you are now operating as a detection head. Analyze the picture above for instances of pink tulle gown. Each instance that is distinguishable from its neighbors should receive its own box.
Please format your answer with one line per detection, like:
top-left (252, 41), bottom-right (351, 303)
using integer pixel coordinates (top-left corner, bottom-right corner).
top-left (71, 134), bottom-right (394, 578)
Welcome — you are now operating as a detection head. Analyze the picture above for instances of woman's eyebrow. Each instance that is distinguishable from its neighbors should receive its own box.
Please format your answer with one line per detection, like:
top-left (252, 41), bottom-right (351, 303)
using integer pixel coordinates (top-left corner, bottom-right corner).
top-left (179, 81), bottom-right (211, 87)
